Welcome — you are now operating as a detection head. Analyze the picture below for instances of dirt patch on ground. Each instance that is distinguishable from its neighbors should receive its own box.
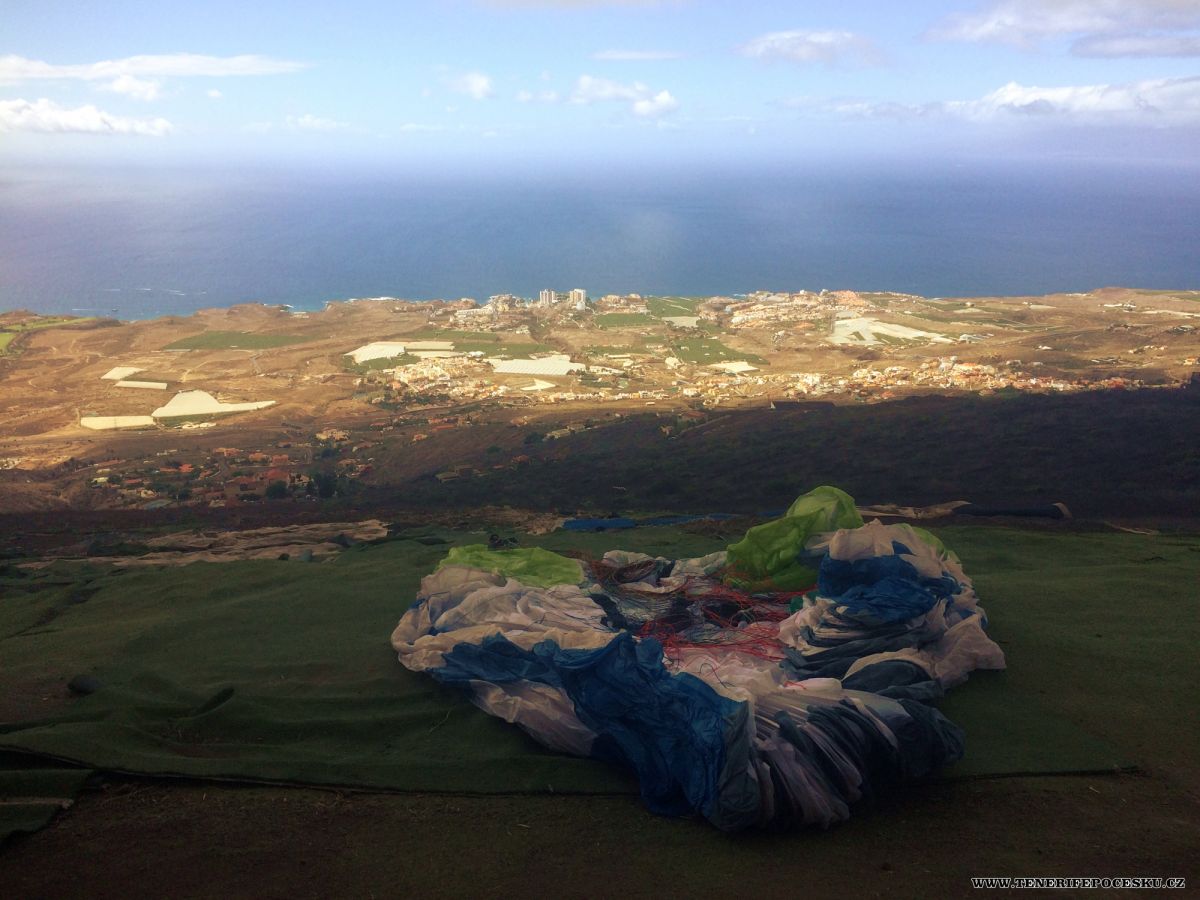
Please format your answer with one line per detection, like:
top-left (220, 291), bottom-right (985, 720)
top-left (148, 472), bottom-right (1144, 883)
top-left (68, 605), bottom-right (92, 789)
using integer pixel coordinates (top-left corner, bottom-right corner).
top-left (2, 773), bottom-right (1196, 899)
top-left (19, 520), bottom-right (392, 567)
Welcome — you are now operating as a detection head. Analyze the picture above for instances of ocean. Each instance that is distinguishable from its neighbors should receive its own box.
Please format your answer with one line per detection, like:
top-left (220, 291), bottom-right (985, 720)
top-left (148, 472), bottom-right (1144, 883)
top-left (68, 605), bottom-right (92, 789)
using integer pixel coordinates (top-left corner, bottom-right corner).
top-left (1, 158), bottom-right (1197, 319)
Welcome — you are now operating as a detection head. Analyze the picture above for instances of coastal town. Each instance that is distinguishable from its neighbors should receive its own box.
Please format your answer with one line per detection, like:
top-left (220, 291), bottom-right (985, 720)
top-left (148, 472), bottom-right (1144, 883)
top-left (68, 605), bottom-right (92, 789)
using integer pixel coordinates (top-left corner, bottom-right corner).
top-left (1, 285), bottom-right (1198, 512)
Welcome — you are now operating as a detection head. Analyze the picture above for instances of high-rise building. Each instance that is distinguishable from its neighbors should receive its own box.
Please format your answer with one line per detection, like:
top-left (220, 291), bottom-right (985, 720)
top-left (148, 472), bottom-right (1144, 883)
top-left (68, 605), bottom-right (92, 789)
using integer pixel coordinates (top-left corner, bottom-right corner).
top-left (569, 288), bottom-right (588, 307)
top-left (538, 289), bottom-right (556, 307)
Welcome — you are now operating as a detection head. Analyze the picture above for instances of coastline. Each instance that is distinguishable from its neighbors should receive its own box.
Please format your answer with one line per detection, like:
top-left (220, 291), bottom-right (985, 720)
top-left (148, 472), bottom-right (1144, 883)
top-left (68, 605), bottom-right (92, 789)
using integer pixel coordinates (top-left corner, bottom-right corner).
top-left (6, 284), bottom-right (1200, 325)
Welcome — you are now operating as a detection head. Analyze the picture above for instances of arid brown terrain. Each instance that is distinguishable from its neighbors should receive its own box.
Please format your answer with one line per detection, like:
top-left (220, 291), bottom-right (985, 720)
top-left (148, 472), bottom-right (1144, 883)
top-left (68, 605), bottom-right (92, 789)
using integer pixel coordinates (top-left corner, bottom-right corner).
top-left (2, 287), bottom-right (1198, 524)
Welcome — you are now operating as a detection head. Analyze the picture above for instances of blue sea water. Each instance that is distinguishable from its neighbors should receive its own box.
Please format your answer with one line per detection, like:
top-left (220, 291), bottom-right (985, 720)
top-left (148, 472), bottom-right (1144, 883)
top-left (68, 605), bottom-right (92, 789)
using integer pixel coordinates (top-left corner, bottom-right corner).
top-left (1, 158), bottom-right (1197, 319)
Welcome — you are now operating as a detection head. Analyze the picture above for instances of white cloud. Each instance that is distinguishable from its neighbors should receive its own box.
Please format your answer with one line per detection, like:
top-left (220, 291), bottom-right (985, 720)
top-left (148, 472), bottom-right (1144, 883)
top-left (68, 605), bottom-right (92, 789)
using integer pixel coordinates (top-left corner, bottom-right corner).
top-left (445, 71), bottom-right (495, 100)
top-left (206, 89), bottom-right (223, 99)
top-left (285, 113), bottom-right (348, 132)
top-left (0, 53), bottom-right (308, 83)
top-left (100, 74), bottom-right (162, 101)
top-left (1073, 32), bottom-right (1200, 56)
top-left (824, 75), bottom-right (1200, 126)
top-left (591, 49), bottom-right (683, 61)
top-left (0, 97), bottom-right (172, 136)
top-left (631, 90), bottom-right (679, 117)
top-left (928, 0), bottom-right (1200, 47)
top-left (739, 30), bottom-right (884, 67)
top-left (516, 88), bottom-right (560, 102)
top-left (568, 74), bottom-right (679, 117)
top-left (571, 76), bottom-right (634, 103)
top-left (245, 113), bottom-right (350, 134)
top-left (968, 76), bottom-right (1200, 122)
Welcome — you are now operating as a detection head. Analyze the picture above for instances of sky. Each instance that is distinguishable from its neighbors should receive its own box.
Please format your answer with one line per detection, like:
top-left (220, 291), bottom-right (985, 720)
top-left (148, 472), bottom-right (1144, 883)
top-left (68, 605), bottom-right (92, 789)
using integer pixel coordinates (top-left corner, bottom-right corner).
top-left (3, 0), bottom-right (1200, 169)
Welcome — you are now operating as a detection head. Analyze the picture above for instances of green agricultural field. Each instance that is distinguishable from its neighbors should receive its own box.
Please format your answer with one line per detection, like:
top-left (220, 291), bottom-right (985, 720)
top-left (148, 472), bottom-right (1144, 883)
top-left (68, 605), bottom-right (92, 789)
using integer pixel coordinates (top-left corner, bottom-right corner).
top-left (905, 308), bottom-right (1048, 332)
top-left (873, 332), bottom-right (921, 346)
top-left (860, 292), bottom-right (915, 307)
top-left (923, 300), bottom-right (978, 312)
top-left (671, 336), bottom-right (764, 365)
top-left (346, 353), bottom-right (421, 373)
top-left (647, 296), bottom-right (703, 317)
top-left (4, 316), bottom-right (97, 332)
top-left (1, 316), bottom-right (97, 354)
top-left (163, 331), bottom-right (312, 350)
top-left (454, 341), bottom-right (554, 356)
top-left (595, 313), bottom-right (656, 328)
top-left (585, 345), bottom-right (647, 357)
top-left (407, 330), bottom-right (555, 355)
top-left (411, 329), bottom-right (501, 343)
top-left (901, 311), bottom-right (971, 326)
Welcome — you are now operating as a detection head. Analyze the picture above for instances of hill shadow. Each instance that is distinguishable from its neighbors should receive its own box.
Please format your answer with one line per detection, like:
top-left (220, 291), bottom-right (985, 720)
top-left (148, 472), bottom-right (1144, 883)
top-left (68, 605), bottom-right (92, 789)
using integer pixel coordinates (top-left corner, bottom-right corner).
top-left (401, 388), bottom-right (1200, 519)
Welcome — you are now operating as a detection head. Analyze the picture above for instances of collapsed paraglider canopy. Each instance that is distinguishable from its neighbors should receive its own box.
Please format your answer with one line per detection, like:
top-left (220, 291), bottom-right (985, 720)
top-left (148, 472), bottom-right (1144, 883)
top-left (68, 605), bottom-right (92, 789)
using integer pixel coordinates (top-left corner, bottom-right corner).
top-left (391, 486), bottom-right (1005, 831)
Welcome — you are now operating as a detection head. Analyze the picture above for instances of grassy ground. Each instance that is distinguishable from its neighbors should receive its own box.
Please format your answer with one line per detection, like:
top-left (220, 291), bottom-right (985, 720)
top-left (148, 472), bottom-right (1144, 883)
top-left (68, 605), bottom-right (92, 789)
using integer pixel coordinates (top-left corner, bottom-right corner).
top-left (0, 317), bottom-right (97, 355)
top-left (452, 341), bottom-right (554, 356)
top-left (345, 353), bottom-right (420, 372)
top-left (670, 336), bottom-right (762, 365)
top-left (647, 296), bottom-right (704, 317)
top-left (162, 331), bottom-right (311, 350)
top-left (409, 330), bottom-right (555, 356)
top-left (584, 336), bottom-right (666, 355)
top-left (411, 329), bottom-right (502, 342)
top-left (0, 522), bottom-right (1197, 897)
top-left (584, 345), bottom-right (644, 357)
top-left (3, 317), bottom-right (97, 332)
top-left (594, 313), bottom-right (656, 328)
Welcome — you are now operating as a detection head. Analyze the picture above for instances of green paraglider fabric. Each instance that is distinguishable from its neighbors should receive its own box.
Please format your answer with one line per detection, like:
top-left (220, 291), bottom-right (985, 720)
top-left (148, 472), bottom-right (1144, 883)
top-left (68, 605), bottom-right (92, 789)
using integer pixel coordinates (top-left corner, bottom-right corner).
top-left (437, 545), bottom-right (585, 588)
top-left (725, 485), bottom-right (864, 590)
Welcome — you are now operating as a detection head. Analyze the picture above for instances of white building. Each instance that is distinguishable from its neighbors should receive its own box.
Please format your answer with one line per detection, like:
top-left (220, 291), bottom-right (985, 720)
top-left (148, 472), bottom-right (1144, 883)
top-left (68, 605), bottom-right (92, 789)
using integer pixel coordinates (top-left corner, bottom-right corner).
top-left (569, 288), bottom-right (588, 308)
top-left (487, 294), bottom-right (522, 313)
top-left (538, 289), bottom-right (557, 307)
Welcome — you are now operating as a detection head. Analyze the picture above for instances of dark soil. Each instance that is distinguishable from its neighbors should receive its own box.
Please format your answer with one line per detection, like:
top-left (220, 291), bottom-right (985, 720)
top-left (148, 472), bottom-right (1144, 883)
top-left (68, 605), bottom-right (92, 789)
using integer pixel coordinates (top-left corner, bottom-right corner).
top-left (395, 387), bottom-right (1200, 519)
top-left (3, 387), bottom-right (1199, 558)
top-left (3, 774), bottom-right (1196, 899)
